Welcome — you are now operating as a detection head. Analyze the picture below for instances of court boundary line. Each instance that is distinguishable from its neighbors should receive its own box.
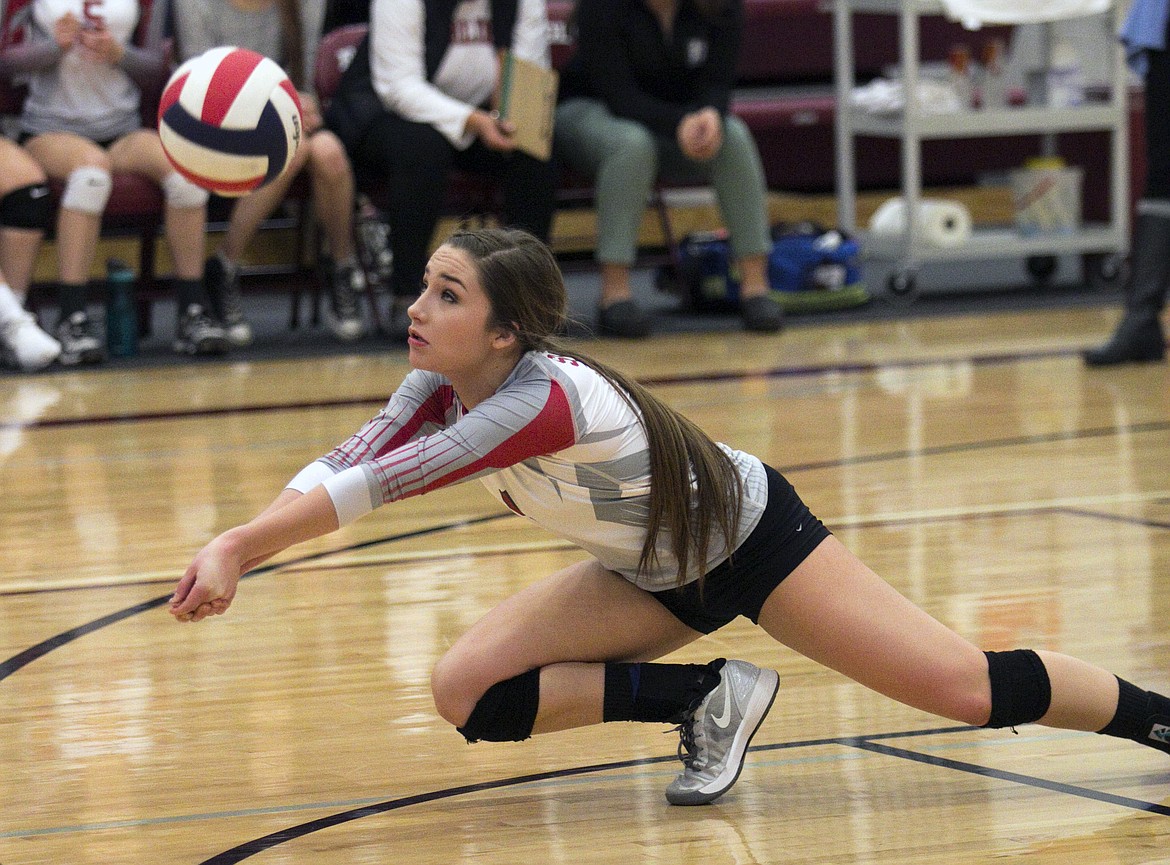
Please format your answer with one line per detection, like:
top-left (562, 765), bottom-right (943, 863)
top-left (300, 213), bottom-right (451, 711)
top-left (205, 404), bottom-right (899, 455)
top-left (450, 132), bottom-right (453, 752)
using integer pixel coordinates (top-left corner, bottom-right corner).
top-left (3, 497), bottom-right (1166, 676)
top-left (3, 349), bottom-right (1167, 855)
top-left (2, 347), bottom-right (1086, 432)
top-left (3, 492), bottom-right (1165, 598)
top-left (189, 724), bottom-right (1169, 865)
top-left (0, 513), bottom-right (511, 682)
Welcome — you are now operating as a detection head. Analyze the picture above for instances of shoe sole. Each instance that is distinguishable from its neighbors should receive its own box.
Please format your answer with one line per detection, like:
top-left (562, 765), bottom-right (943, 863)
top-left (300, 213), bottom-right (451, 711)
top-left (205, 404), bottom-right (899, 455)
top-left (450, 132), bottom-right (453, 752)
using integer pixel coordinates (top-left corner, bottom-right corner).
top-left (58, 347), bottom-right (105, 366)
top-left (1083, 348), bottom-right (1165, 366)
top-left (665, 668), bottom-right (780, 806)
top-left (173, 338), bottom-right (230, 356)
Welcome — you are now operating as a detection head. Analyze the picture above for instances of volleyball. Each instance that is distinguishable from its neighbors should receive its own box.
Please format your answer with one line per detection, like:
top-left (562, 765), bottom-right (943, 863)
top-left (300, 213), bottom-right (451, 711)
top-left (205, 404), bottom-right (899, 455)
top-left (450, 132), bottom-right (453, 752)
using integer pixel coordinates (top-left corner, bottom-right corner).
top-left (158, 47), bottom-right (303, 197)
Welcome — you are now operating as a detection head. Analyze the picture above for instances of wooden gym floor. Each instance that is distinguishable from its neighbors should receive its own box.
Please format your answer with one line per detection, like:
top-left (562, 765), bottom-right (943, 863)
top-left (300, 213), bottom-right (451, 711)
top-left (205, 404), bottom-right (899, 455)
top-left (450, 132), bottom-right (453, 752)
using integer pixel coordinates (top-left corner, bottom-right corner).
top-left (2, 302), bottom-right (1168, 864)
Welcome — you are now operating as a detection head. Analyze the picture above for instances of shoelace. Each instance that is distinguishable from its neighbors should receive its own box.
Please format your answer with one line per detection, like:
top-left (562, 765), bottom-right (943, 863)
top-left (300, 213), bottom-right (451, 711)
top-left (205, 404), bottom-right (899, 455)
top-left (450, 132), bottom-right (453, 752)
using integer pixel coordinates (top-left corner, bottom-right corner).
top-left (220, 281), bottom-right (244, 322)
top-left (61, 314), bottom-right (97, 342)
top-left (184, 307), bottom-right (220, 336)
top-left (671, 717), bottom-right (699, 769)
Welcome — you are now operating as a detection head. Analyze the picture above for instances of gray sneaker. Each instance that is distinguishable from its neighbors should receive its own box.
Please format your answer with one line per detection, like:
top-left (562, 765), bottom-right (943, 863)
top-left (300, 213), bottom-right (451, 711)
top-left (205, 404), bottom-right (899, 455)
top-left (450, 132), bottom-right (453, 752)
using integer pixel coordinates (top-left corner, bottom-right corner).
top-left (665, 659), bottom-right (779, 806)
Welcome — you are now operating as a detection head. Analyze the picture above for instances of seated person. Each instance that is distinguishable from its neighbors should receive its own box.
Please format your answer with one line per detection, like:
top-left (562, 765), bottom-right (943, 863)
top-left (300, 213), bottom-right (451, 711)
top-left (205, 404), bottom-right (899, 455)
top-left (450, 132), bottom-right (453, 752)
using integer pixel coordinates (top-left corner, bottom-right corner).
top-left (0, 135), bottom-right (59, 371)
top-left (324, 0), bottom-right (557, 336)
top-left (173, 0), bottom-right (367, 346)
top-left (0, 0), bottom-right (226, 363)
top-left (555, 0), bottom-right (783, 338)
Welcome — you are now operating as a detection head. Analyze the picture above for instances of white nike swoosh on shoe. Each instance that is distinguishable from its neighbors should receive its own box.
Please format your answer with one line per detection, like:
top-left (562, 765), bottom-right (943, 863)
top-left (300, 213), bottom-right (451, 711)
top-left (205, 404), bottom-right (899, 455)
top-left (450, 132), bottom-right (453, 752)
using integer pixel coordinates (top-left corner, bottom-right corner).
top-left (712, 684), bottom-right (733, 729)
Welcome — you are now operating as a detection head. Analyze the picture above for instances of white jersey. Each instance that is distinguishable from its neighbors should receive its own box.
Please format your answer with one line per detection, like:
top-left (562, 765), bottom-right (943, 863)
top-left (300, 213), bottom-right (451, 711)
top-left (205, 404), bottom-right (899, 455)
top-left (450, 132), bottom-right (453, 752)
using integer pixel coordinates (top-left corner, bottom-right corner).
top-left (288, 351), bottom-right (769, 591)
top-left (17, 0), bottom-right (144, 139)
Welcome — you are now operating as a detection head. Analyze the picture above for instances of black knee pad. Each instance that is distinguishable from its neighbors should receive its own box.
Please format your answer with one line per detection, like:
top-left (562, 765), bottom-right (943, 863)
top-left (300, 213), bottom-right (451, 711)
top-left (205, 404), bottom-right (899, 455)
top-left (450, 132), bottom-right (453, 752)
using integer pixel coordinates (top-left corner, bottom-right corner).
top-left (983, 649), bottom-right (1052, 729)
top-left (0, 183), bottom-right (53, 231)
top-left (456, 668), bottom-right (541, 743)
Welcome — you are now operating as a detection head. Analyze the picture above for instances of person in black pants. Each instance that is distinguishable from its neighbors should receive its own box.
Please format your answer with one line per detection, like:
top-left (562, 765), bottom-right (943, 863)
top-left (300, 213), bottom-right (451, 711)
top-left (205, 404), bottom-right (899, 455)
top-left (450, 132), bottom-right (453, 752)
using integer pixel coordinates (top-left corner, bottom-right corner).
top-left (1085, 0), bottom-right (1170, 366)
top-left (325, 0), bottom-right (557, 336)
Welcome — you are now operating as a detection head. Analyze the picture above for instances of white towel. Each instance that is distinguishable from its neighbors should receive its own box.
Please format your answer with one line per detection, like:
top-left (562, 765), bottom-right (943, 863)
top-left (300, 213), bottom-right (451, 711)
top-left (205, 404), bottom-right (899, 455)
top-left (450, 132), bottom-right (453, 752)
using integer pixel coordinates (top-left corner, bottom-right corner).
top-left (851, 78), bottom-right (964, 114)
top-left (939, 0), bottom-right (1111, 29)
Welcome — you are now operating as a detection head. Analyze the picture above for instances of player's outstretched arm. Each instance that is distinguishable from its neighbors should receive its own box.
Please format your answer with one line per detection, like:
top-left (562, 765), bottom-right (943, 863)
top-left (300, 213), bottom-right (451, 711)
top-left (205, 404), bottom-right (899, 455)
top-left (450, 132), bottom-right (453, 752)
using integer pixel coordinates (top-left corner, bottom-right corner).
top-left (169, 485), bottom-right (341, 623)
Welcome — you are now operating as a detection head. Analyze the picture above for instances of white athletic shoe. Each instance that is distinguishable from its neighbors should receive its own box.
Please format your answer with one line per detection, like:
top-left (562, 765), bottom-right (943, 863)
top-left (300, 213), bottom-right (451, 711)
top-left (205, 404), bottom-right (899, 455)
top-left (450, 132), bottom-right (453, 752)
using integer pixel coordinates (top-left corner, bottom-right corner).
top-left (0, 311), bottom-right (62, 371)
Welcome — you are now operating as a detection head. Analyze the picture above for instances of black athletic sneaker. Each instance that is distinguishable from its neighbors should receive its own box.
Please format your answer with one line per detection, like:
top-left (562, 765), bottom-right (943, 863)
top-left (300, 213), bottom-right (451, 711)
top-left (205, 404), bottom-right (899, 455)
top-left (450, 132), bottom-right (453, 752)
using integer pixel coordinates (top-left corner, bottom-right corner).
top-left (325, 262), bottom-right (367, 341)
top-left (204, 255), bottom-right (251, 347)
top-left (55, 311), bottom-right (105, 365)
top-left (174, 304), bottom-right (229, 356)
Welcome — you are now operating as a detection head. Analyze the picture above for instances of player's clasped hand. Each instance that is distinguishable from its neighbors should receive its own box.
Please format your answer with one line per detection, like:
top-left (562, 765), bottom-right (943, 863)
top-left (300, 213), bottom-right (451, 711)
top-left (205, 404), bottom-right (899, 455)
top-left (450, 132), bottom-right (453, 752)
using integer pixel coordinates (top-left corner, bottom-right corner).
top-left (169, 537), bottom-right (242, 623)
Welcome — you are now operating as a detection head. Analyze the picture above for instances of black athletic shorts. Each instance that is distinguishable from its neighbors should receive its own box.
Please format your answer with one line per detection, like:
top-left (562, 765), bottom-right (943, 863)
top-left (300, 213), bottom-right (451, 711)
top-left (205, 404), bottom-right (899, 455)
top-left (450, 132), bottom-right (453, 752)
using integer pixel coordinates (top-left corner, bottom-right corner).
top-left (649, 465), bottom-right (831, 634)
top-left (17, 132), bottom-right (117, 148)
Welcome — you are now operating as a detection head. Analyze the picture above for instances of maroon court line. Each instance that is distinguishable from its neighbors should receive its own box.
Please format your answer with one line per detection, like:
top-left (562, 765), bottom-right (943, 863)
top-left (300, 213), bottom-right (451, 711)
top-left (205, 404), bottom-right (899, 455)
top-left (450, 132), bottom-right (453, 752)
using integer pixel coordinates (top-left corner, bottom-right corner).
top-left (3, 347), bottom-right (1080, 432)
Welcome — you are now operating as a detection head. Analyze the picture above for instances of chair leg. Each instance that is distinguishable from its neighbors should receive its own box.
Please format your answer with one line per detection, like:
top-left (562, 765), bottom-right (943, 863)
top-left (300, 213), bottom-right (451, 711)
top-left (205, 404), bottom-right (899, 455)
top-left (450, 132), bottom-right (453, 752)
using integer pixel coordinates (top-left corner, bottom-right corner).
top-left (311, 272), bottom-right (323, 328)
top-left (289, 284), bottom-right (302, 329)
top-left (652, 186), bottom-right (683, 281)
top-left (364, 279), bottom-right (384, 333)
top-left (289, 197), bottom-right (313, 330)
top-left (137, 221), bottom-right (160, 337)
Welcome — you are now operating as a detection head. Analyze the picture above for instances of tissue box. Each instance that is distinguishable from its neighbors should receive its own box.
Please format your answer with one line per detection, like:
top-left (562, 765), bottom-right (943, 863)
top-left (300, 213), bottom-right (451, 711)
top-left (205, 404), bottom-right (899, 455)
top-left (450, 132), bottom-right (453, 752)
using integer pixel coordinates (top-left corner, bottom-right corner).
top-left (1010, 163), bottom-right (1082, 235)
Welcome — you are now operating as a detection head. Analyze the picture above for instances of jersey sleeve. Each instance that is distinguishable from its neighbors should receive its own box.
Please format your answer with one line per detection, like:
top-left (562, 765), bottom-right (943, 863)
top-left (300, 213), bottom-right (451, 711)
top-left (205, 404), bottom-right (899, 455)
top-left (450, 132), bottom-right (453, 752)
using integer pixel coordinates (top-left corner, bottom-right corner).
top-left (285, 369), bottom-right (452, 497)
top-left (297, 363), bottom-right (581, 526)
top-left (511, 0), bottom-right (550, 68)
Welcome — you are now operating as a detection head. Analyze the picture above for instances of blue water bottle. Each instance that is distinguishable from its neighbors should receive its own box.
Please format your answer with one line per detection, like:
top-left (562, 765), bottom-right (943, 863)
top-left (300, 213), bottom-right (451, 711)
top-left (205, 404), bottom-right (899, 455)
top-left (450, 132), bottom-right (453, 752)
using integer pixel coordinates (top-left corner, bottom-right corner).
top-left (105, 258), bottom-right (138, 358)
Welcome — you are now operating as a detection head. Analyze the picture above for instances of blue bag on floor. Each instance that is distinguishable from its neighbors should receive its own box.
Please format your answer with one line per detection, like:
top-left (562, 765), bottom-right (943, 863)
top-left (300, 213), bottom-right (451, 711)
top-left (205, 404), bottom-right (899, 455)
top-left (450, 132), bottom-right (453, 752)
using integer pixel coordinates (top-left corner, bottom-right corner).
top-left (768, 223), bottom-right (862, 294)
top-left (675, 223), bottom-right (866, 313)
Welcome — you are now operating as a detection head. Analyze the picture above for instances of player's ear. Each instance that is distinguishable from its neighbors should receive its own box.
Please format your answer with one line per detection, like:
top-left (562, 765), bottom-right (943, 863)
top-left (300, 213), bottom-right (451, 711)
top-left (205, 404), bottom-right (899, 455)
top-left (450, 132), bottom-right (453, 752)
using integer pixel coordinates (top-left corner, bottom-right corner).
top-left (492, 322), bottom-right (520, 350)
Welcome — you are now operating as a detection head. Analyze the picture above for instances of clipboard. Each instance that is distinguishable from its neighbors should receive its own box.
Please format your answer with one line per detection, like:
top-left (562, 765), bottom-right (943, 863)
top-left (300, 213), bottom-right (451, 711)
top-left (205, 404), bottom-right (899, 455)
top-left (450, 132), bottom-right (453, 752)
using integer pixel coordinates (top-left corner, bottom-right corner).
top-left (499, 52), bottom-right (559, 161)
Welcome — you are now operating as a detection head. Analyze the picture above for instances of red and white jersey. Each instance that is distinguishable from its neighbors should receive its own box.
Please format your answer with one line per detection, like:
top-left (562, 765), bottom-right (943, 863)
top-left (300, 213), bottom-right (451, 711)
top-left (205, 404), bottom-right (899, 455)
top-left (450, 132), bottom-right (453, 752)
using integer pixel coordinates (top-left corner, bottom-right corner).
top-left (288, 351), bottom-right (768, 590)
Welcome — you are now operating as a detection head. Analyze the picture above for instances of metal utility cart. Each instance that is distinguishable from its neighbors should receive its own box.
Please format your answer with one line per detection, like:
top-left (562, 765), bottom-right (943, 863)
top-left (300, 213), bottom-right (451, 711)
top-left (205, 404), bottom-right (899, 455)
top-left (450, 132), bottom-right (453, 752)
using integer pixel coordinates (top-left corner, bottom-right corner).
top-left (833, 0), bottom-right (1129, 297)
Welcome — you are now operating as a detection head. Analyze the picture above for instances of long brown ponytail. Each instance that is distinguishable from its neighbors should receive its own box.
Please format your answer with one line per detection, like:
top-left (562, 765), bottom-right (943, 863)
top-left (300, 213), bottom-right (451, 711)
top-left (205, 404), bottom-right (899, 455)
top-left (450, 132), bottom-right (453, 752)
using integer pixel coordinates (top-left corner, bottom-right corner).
top-left (445, 228), bottom-right (743, 586)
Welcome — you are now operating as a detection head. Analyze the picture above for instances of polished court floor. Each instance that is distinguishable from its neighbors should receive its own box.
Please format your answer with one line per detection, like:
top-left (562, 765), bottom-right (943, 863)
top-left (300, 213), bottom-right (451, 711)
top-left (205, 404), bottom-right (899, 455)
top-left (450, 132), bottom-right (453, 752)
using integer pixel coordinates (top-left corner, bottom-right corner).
top-left (2, 302), bottom-right (1168, 864)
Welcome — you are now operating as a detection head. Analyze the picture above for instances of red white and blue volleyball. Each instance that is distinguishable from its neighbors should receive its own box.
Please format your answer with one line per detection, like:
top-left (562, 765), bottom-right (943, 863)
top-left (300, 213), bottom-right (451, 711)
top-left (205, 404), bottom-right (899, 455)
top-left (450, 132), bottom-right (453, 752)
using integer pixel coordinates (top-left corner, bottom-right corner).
top-left (158, 47), bottom-right (302, 196)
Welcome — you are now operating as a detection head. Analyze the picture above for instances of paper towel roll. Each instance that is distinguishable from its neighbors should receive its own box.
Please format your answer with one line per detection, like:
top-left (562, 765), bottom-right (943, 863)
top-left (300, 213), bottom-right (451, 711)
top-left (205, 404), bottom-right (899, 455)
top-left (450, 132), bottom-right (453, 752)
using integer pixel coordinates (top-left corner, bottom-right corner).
top-left (868, 198), bottom-right (973, 249)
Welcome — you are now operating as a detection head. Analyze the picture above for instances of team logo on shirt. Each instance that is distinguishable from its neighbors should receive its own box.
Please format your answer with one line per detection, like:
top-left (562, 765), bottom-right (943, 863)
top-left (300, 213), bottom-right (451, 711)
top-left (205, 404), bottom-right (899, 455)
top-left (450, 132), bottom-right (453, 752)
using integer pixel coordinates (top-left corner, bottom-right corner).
top-left (82, 0), bottom-right (104, 28)
top-left (1150, 723), bottom-right (1170, 744)
top-left (452, 16), bottom-right (493, 44)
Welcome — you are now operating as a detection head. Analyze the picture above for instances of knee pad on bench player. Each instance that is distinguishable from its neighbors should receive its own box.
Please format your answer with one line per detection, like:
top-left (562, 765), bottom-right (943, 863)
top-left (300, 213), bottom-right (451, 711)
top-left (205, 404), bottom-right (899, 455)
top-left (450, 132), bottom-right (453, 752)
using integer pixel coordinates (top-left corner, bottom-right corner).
top-left (60, 166), bottom-right (112, 214)
top-left (0, 183), bottom-right (52, 230)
